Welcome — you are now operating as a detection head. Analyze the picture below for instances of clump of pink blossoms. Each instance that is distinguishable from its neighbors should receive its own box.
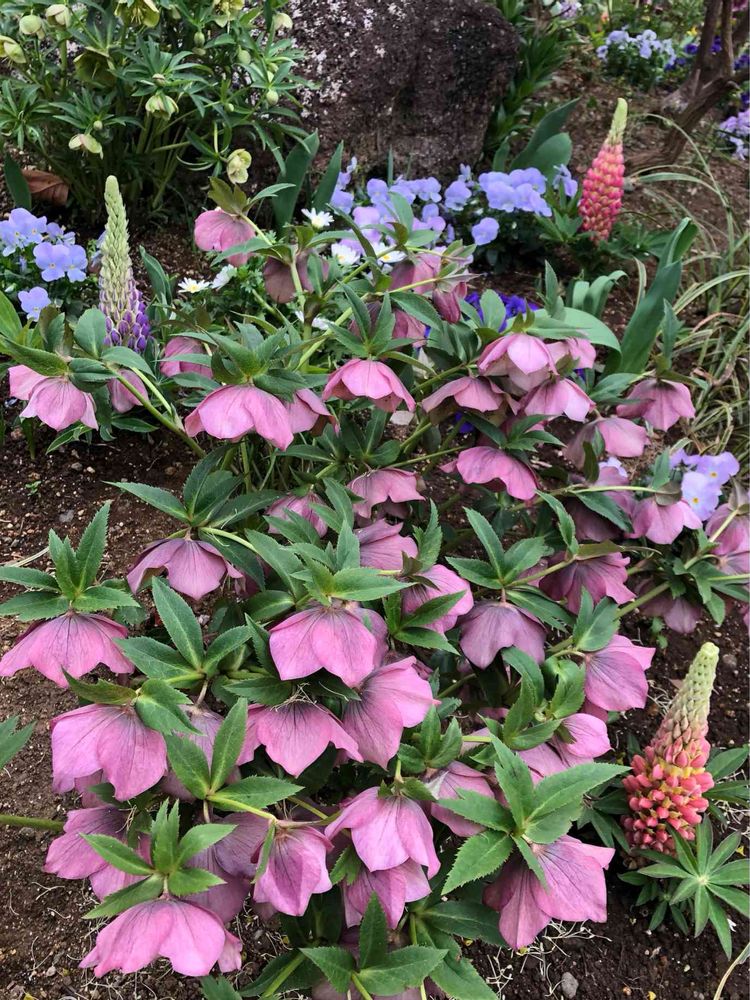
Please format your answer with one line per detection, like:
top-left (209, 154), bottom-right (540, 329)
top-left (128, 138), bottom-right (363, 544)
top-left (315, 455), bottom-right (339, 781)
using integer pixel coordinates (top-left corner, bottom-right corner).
top-left (580, 98), bottom-right (627, 243)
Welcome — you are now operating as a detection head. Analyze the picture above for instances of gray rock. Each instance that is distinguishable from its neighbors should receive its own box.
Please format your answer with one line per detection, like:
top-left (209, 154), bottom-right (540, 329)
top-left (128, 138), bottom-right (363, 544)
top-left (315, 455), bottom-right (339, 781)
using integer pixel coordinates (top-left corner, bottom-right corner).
top-left (561, 972), bottom-right (579, 999)
top-left (288, 0), bottom-right (519, 176)
top-left (58, 510), bottom-right (74, 524)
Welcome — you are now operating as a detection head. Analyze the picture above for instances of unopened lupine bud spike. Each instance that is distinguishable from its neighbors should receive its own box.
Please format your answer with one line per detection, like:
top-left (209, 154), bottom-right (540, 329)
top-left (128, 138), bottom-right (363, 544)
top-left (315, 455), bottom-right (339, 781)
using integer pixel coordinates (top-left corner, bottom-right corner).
top-left (579, 98), bottom-right (627, 244)
top-left (623, 642), bottom-right (718, 856)
top-left (99, 176), bottom-right (151, 351)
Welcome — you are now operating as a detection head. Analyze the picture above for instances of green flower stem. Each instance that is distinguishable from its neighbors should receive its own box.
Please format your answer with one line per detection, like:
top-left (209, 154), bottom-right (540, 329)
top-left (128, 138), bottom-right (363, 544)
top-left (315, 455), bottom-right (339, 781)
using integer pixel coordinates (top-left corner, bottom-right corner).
top-left (260, 950), bottom-right (306, 998)
top-left (0, 813), bottom-right (64, 832)
top-left (519, 557), bottom-right (576, 586)
top-left (115, 375), bottom-right (205, 458)
top-left (288, 796), bottom-right (329, 821)
top-left (414, 364), bottom-right (469, 396)
top-left (390, 445), bottom-right (461, 470)
top-left (240, 439), bottom-right (253, 494)
top-left (352, 973), bottom-right (375, 1000)
top-left (398, 417), bottom-right (433, 456)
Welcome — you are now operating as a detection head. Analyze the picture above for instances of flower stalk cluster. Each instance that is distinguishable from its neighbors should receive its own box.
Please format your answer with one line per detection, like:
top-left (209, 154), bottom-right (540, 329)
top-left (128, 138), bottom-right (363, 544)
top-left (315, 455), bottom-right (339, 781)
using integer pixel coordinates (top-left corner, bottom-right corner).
top-left (99, 176), bottom-right (151, 351)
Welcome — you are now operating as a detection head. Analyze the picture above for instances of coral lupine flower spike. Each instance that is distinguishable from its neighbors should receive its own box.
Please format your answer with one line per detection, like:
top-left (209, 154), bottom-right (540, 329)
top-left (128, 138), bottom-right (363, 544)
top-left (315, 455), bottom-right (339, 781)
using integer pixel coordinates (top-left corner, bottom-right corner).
top-left (623, 642), bottom-right (718, 855)
top-left (580, 98), bottom-right (627, 244)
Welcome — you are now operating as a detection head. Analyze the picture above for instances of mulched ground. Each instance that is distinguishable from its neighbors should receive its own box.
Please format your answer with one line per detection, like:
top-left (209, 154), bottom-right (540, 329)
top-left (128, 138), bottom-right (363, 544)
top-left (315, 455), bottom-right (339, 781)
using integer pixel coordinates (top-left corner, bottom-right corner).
top-left (0, 43), bottom-right (747, 1000)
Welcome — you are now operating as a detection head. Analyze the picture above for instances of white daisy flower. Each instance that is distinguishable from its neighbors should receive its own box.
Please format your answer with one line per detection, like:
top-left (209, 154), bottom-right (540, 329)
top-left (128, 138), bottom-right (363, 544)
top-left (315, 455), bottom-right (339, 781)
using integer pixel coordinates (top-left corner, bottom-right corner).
top-left (178, 277), bottom-right (211, 295)
top-left (330, 242), bottom-right (360, 267)
top-left (211, 265), bottom-right (237, 290)
top-left (301, 208), bottom-right (334, 230)
top-left (371, 241), bottom-right (405, 264)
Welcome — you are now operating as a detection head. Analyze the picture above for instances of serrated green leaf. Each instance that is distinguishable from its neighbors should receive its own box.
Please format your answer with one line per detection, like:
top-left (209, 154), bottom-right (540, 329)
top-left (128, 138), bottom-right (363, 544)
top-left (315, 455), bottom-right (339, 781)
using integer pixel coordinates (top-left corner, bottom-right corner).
top-left (443, 831), bottom-right (512, 893)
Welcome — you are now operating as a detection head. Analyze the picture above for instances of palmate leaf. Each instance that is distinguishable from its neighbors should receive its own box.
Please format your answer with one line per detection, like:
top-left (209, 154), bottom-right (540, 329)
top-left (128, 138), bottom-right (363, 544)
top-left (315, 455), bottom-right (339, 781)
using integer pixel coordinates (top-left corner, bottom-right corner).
top-left (356, 946), bottom-right (447, 994)
top-left (442, 830), bottom-right (512, 893)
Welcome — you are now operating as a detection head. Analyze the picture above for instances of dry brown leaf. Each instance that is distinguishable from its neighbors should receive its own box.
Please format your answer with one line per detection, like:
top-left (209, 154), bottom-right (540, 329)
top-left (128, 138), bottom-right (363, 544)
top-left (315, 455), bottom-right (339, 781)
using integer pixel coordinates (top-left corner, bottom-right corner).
top-left (21, 168), bottom-right (69, 206)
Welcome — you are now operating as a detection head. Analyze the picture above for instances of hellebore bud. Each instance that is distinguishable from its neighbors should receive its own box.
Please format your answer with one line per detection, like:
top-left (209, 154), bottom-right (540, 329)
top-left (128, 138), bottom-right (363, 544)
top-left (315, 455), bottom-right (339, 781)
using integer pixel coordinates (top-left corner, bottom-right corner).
top-left (19, 14), bottom-right (45, 37)
top-left (45, 4), bottom-right (73, 28)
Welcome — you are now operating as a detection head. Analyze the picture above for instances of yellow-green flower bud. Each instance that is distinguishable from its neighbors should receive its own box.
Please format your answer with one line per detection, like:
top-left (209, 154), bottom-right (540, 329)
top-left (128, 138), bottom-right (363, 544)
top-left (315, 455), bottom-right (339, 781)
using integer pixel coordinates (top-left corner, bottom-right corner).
top-left (226, 148), bottom-right (252, 185)
top-left (272, 12), bottom-right (293, 31)
top-left (0, 36), bottom-right (26, 65)
top-left (266, 89), bottom-right (279, 106)
top-left (45, 4), bottom-right (72, 28)
top-left (92, 119), bottom-right (104, 132)
top-left (145, 92), bottom-right (178, 119)
top-left (237, 47), bottom-right (251, 66)
top-left (69, 133), bottom-right (103, 156)
top-left (19, 14), bottom-right (45, 38)
top-left (194, 31), bottom-right (205, 46)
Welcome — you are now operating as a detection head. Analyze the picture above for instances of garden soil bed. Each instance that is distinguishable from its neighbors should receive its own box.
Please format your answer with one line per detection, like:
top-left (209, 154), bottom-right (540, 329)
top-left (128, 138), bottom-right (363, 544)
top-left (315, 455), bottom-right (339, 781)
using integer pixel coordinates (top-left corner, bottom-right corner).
top-left (0, 395), bottom-right (747, 1000)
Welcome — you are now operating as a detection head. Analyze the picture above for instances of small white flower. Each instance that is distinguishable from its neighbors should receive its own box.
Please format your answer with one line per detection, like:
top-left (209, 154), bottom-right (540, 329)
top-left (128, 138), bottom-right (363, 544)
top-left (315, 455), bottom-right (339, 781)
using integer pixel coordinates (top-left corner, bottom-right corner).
top-left (330, 242), bottom-right (360, 267)
top-left (211, 264), bottom-right (237, 290)
top-left (312, 316), bottom-right (331, 331)
top-left (372, 241), bottom-right (405, 264)
top-left (301, 208), bottom-right (334, 230)
top-left (178, 277), bottom-right (211, 295)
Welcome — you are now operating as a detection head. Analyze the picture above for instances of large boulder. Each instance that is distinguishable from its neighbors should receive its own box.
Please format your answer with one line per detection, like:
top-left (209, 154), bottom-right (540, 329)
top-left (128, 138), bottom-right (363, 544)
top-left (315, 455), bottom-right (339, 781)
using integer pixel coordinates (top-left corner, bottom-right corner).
top-left (287, 0), bottom-right (519, 177)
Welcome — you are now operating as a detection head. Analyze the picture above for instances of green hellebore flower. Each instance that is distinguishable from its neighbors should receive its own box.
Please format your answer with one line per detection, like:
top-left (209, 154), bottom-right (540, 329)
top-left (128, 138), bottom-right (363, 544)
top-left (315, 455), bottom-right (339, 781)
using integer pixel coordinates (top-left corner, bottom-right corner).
top-left (114, 0), bottom-right (160, 28)
top-left (45, 4), bottom-right (72, 29)
top-left (0, 36), bottom-right (26, 65)
top-left (226, 149), bottom-right (252, 185)
top-left (272, 12), bottom-right (293, 31)
top-left (68, 133), bottom-right (103, 156)
top-left (19, 14), bottom-right (45, 38)
top-left (145, 92), bottom-right (179, 119)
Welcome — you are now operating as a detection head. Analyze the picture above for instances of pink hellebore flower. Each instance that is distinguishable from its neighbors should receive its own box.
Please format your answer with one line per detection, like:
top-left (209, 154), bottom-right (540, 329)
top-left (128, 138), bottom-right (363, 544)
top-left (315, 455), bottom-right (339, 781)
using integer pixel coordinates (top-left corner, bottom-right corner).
top-left (566, 463), bottom-right (634, 542)
top-left (341, 656), bottom-right (437, 768)
top-left (401, 564), bottom-right (474, 634)
top-left (186, 835), bottom-right (251, 922)
top-left (184, 383), bottom-right (295, 449)
top-left (566, 416), bottom-right (648, 468)
top-left (262, 252), bottom-right (327, 304)
top-left (285, 388), bottom-right (335, 435)
top-left (266, 492), bottom-right (328, 538)
top-left (584, 634), bottom-right (654, 713)
top-left (45, 807), bottom-right (146, 900)
top-left (636, 582), bottom-right (703, 634)
top-left (631, 497), bottom-right (702, 544)
top-left (51, 703), bottom-right (167, 800)
top-left (616, 378), bottom-right (695, 431)
top-left (705, 504), bottom-right (750, 575)
top-left (269, 602), bottom-right (387, 687)
top-left (422, 376), bottom-right (508, 416)
top-left (547, 337), bottom-right (597, 371)
top-left (326, 787), bottom-right (439, 876)
top-left (343, 860), bottom-right (430, 928)
top-left (550, 712), bottom-right (611, 766)
top-left (348, 468), bottom-right (424, 520)
top-left (389, 255), bottom-right (439, 294)
top-left (539, 551), bottom-right (635, 613)
top-left (453, 446), bottom-right (537, 501)
top-left (459, 600), bottom-right (546, 667)
top-left (355, 520), bottom-right (417, 570)
top-left (477, 333), bottom-right (555, 393)
top-left (160, 336), bottom-right (211, 378)
top-left (108, 369), bottom-right (148, 414)
top-left (349, 301), bottom-right (425, 344)
top-left (80, 897), bottom-right (242, 977)
top-left (245, 701), bottom-right (362, 776)
top-left (522, 377), bottom-right (593, 422)
top-left (254, 824), bottom-right (333, 916)
top-left (518, 742), bottom-right (568, 783)
top-left (194, 208), bottom-right (255, 266)
top-left (10, 364), bottom-right (98, 431)
top-left (213, 812), bottom-right (270, 878)
top-left (0, 611), bottom-right (133, 687)
top-left (484, 835), bottom-right (614, 949)
top-left (426, 761), bottom-right (495, 836)
top-left (323, 358), bottom-right (415, 413)
top-left (127, 537), bottom-right (242, 601)
top-left (162, 704), bottom-right (247, 800)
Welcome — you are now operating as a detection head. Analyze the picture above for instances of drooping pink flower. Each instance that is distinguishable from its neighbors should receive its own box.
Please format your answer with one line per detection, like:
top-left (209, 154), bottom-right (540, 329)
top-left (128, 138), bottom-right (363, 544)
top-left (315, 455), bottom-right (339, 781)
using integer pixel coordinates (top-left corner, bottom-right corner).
top-left (184, 383), bottom-right (294, 448)
top-left (51, 703), bottom-right (167, 800)
top-left (127, 537), bottom-right (242, 600)
top-left (547, 337), bottom-right (597, 371)
top-left (213, 812), bottom-right (270, 877)
top-left (584, 635), bottom-right (654, 713)
top-left (484, 836), bottom-right (614, 948)
top-left (355, 520), bottom-right (417, 570)
top-left (522, 377), bottom-right (593, 422)
top-left (285, 388), bottom-right (335, 435)
top-left (636, 583), bottom-right (703, 633)
top-left (263, 252), bottom-right (327, 304)
top-left (0, 611), bottom-right (133, 687)
top-left (323, 358), bottom-right (415, 413)
top-left (565, 462), bottom-right (634, 541)
top-left (453, 446), bottom-right (537, 501)
top-left (518, 742), bottom-right (568, 783)
top-left (550, 712), bottom-right (611, 766)
top-left (565, 416), bottom-right (648, 467)
top-left (269, 603), bottom-right (387, 687)
top-left (194, 209), bottom-right (255, 266)
top-left (80, 897), bottom-right (242, 976)
top-left (266, 492), bottom-right (327, 538)
top-left (108, 369), bottom-right (148, 414)
top-left (341, 656), bottom-right (437, 768)
top-left (254, 824), bottom-right (333, 916)
top-left (477, 333), bottom-right (555, 393)
top-left (10, 365), bottom-right (98, 431)
top-left (348, 301), bottom-right (425, 344)
top-left (348, 468), bottom-right (424, 519)
top-left (459, 600), bottom-right (546, 667)
top-left (616, 378), bottom-right (695, 431)
top-left (539, 551), bottom-right (635, 613)
top-left (426, 761), bottom-right (495, 836)
top-left (401, 564), bottom-right (474, 634)
top-left (342, 860), bottom-right (430, 928)
top-left (631, 497), bottom-right (702, 544)
top-left (579, 98), bottom-right (627, 243)
top-left (186, 833), bottom-right (251, 922)
top-left (244, 701), bottom-right (362, 776)
top-left (705, 504), bottom-right (750, 575)
top-left (422, 376), bottom-right (508, 416)
top-left (160, 336), bottom-right (211, 378)
top-left (389, 254), bottom-right (439, 294)
top-left (162, 704), bottom-right (245, 800)
top-left (326, 787), bottom-right (439, 876)
top-left (44, 807), bottom-right (146, 900)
